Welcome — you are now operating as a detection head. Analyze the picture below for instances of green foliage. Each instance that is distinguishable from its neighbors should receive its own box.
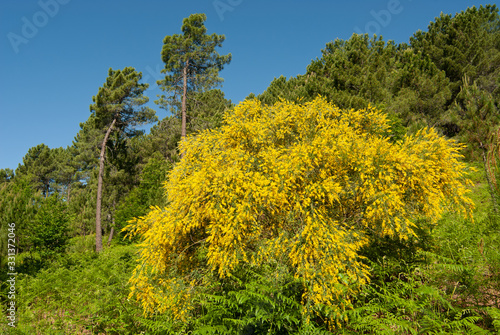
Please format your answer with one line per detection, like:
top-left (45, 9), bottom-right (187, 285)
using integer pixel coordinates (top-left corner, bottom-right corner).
top-left (344, 167), bottom-right (499, 334)
top-left (139, 89), bottom-right (232, 163)
top-left (1, 245), bottom-right (144, 334)
top-left (0, 168), bottom-right (14, 183)
top-left (486, 307), bottom-right (500, 332)
top-left (255, 5), bottom-right (500, 143)
top-left (427, 213), bottom-right (500, 311)
top-left (446, 77), bottom-right (500, 161)
top-left (139, 115), bottom-right (183, 163)
top-left (185, 89), bottom-right (233, 132)
top-left (125, 97), bottom-right (475, 330)
top-left (15, 144), bottom-right (56, 197)
top-left (3, 5), bottom-right (500, 334)
top-left (252, 75), bottom-right (310, 106)
top-left (156, 13), bottom-right (232, 115)
top-left (253, 34), bottom-right (451, 139)
top-left (91, 66), bottom-right (158, 252)
top-left (64, 234), bottom-right (96, 254)
top-left (90, 67), bottom-right (157, 137)
top-left (307, 35), bottom-right (398, 109)
top-left (412, 162), bottom-right (500, 332)
top-left (66, 115), bottom-right (102, 237)
top-left (191, 265), bottom-right (305, 334)
top-left (134, 263), bottom-right (333, 334)
top-left (342, 259), bottom-right (487, 334)
top-left (50, 146), bottom-right (78, 202)
top-left (410, 5), bottom-right (500, 148)
top-left (115, 152), bottom-right (171, 240)
top-left (389, 47), bottom-right (452, 134)
top-left (0, 173), bottom-right (41, 253)
top-left (410, 5), bottom-right (500, 100)
top-left (71, 114), bottom-right (101, 177)
top-left (66, 176), bottom-right (98, 237)
top-left (29, 195), bottom-right (69, 257)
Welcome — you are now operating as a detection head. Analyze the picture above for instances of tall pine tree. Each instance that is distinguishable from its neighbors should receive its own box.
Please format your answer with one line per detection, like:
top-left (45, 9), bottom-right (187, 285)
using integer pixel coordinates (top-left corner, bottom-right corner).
top-left (90, 67), bottom-right (156, 252)
top-left (156, 13), bottom-right (231, 154)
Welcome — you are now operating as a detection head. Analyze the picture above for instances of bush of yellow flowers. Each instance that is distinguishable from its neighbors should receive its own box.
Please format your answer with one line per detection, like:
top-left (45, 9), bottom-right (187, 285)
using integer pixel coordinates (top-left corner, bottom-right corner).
top-left (124, 97), bottom-right (474, 325)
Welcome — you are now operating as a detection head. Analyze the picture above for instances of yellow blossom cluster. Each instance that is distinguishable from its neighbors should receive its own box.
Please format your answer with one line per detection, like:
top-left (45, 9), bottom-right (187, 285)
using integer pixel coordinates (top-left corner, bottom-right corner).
top-left (124, 97), bottom-right (474, 320)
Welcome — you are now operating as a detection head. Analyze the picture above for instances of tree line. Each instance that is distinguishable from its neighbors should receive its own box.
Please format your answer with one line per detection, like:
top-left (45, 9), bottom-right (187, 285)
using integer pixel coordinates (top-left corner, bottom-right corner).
top-left (1, 4), bottom-right (500, 333)
top-left (0, 13), bottom-right (232, 257)
top-left (0, 3), bottom-right (499, 271)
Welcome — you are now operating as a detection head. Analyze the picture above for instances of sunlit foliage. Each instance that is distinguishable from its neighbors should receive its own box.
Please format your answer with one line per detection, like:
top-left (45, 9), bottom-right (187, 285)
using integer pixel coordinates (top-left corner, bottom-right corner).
top-left (124, 97), bottom-right (474, 324)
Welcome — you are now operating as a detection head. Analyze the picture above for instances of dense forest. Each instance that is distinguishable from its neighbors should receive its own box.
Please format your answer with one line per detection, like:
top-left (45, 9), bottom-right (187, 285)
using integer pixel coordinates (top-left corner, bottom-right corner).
top-left (1, 5), bottom-right (500, 334)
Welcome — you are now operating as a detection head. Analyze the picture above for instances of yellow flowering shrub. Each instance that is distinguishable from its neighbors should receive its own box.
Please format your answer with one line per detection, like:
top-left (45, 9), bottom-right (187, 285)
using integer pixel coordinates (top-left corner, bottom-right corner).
top-left (124, 97), bottom-right (474, 321)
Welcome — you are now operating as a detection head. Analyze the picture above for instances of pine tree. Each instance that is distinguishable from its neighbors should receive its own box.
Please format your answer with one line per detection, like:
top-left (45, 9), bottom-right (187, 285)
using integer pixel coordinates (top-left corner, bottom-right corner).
top-left (449, 76), bottom-right (500, 208)
top-left (0, 169), bottom-right (14, 183)
top-left (156, 13), bottom-right (231, 155)
top-left (410, 5), bottom-right (500, 101)
top-left (141, 89), bottom-right (231, 163)
top-left (16, 144), bottom-right (56, 197)
top-left (90, 67), bottom-right (156, 252)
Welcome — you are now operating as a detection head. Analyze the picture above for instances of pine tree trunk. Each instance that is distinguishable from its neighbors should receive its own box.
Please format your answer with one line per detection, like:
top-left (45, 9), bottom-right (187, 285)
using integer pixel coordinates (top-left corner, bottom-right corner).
top-left (107, 227), bottom-right (114, 247)
top-left (181, 59), bottom-right (189, 158)
top-left (96, 118), bottom-right (116, 253)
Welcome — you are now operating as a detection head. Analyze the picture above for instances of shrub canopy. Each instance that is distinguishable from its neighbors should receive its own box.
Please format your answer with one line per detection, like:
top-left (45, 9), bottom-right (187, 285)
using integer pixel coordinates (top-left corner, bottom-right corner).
top-left (125, 97), bottom-right (474, 321)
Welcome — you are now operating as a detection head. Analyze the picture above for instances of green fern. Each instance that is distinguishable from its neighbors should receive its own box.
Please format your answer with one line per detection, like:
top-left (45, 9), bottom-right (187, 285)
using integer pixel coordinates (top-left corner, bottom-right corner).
top-left (340, 259), bottom-right (487, 334)
top-left (191, 264), bottom-right (311, 334)
top-left (486, 307), bottom-right (500, 334)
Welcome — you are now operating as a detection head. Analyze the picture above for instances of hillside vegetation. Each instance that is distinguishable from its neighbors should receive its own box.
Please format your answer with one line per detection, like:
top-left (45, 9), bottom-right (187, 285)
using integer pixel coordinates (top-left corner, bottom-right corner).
top-left (1, 5), bottom-right (500, 334)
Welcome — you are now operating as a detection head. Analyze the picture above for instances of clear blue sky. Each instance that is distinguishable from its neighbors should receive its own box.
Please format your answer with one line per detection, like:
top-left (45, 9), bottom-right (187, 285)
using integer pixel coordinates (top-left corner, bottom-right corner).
top-left (0, 0), bottom-right (489, 170)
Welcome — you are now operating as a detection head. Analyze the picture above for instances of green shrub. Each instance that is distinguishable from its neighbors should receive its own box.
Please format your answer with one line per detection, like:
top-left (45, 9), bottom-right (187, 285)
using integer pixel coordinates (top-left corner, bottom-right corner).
top-left (30, 195), bottom-right (69, 257)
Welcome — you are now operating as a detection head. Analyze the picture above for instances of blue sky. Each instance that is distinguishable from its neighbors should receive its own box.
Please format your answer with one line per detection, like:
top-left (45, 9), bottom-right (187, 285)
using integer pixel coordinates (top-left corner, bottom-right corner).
top-left (0, 0), bottom-right (489, 170)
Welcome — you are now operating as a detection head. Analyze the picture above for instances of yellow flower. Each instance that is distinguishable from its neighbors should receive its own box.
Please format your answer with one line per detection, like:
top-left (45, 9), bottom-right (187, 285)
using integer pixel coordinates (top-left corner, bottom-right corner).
top-left (123, 97), bottom-right (474, 322)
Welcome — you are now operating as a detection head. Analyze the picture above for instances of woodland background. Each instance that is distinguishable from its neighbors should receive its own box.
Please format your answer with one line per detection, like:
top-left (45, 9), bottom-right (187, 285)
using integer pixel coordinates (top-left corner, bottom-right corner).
top-left (1, 4), bottom-right (500, 334)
